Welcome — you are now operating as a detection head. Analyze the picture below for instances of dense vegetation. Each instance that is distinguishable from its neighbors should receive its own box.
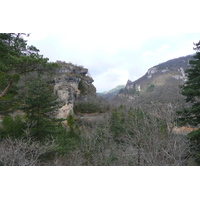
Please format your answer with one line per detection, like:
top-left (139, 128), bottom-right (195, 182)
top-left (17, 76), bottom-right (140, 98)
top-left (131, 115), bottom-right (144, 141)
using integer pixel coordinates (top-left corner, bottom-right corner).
top-left (0, 34), bottom-right (199, 166)
top-left (178, 41), bottom-right (200, 164)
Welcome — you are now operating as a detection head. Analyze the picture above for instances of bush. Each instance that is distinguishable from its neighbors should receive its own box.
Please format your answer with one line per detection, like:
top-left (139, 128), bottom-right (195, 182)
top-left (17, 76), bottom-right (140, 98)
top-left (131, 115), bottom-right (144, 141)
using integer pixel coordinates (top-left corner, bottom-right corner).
top-left (0, 115), bottom-right (25, 139)
top-left (131, 89), bottom-right (140, 96)
top-left (55, 121), bottom-right (80, 156)
top-left (74, 101), bottom-right (109, 114)
top-left (78, 80), bottom-right (87, 95)
top-left (146, 84), bottom-right (155, 92)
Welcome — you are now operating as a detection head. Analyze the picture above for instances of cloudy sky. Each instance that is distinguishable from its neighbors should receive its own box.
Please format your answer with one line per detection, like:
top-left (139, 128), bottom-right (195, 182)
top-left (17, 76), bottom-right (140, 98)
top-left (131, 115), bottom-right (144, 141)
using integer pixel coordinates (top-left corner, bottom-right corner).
top-left (2, 0), bottom-right (200, 92)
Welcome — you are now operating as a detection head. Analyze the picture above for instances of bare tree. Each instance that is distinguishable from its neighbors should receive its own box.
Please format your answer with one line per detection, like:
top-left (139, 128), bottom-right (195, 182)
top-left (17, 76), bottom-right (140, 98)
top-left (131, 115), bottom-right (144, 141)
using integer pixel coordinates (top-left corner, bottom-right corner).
top-left (121, 107), bottom-right (192, 166)
top-left (39, 103), bottom-right (192, 166)
top-left (0, 135), bottom-right (57, 166)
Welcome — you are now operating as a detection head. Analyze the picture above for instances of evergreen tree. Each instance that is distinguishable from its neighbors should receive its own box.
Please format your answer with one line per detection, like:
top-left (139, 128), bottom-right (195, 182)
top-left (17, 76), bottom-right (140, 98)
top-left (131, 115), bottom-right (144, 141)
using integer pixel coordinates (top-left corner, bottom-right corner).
top-left (22, 75), bottom-right (62, 140)
top-left (0, 33), bottom-right (58, 113)
top-left (179, 41), bottom-right (200, 165)
top-left (180, 41), bottom-right (200, 126)
top-left (0, 115), bottom-right (25, 139)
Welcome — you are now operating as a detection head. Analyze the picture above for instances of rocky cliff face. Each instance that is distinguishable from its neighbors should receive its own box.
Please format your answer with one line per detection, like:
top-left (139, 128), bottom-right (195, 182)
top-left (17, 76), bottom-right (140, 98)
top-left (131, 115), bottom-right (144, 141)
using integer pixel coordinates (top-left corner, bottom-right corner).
top-left (53, 61), bottom-right (96, 119)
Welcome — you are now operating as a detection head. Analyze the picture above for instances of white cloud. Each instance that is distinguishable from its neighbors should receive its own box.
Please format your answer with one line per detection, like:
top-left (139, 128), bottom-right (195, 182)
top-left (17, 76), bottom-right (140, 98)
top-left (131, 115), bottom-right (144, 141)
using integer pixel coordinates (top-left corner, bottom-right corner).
top-left (93, 68), bottom-right (129, 92)
top-left (28, 33), bottom-right (49, 42)
top-left (142, 51), bottom-right (155, 57)
top-left (157, 44), bottom-right (169, 52)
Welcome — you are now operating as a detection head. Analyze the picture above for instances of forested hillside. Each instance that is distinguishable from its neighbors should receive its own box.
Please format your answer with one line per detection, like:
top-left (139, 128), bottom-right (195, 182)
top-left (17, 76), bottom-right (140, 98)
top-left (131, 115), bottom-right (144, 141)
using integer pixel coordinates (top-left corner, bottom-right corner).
top-left (0, 34), bottom-right (199, 166)
top-left (114, 55), bottom-right (193, 106)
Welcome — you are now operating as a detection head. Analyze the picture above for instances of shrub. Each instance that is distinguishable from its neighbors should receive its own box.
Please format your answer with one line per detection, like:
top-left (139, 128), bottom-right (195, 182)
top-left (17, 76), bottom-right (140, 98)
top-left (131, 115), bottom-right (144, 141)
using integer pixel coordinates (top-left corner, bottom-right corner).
top-left (146, 84), bottom-right (155, 92)
top-left (131, 89), bottom-right (140, 96)
top-left (78, 80), bottom-right (87, 95)
top-left (0, 115), bottom-right (25, 139)
top-left (74, 101), bottom-right (109, 114)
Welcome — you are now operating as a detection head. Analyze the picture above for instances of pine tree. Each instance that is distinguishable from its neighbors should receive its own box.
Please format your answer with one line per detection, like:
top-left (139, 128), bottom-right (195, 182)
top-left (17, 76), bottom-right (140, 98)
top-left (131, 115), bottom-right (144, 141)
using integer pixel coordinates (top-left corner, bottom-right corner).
top-left (0, 33), bottom-right (58, 113)
top-left (179, 41), bottom-right (200, 165)
top-left (180, 41), bottom-right (200, 126)
top-left (22, 75), bottom-right (62, 140)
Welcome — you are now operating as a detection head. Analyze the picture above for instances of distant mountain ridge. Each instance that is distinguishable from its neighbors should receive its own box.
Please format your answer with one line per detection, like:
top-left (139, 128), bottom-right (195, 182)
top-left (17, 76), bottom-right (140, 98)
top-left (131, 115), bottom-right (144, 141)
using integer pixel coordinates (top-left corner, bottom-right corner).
top-left (97, 85), bottom-right (125, 99)
top-left (114, 55), bottom-right (194, 107)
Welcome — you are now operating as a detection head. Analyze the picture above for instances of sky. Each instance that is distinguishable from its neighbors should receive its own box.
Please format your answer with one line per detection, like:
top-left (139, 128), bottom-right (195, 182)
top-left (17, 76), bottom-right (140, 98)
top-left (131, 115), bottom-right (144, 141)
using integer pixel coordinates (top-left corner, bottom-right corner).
top-left (1, 0), bottom-right (200, 92)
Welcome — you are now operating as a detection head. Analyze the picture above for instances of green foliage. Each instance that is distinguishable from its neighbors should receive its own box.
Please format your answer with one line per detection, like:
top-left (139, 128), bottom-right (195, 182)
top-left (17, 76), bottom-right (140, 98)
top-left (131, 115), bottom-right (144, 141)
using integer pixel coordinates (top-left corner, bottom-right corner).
top-left (178, 43), bottom-right (200, 165)
top-left (22, 75), bottom-right (62, 140)
top-left (110, 106), bottom-right (168, 141)
top-left (110, 106), bottom-right (145, 139)
top-left (74, 101), bottom-right (109, 114)
top-left (0, 115), bottom-right (25, 138)
top-left (0, 85), bottom-right (19, 113)
top-left (55, 118), bottom-right (80, 156)
top-left (74, 102), bottom-right (97, 113)
top-left (110, 106), bottom-right (127, 137)
top-left (55, 131), bottom-right (80, 156)
top-left (78, 80), bottom-right (87, 95)
top-left (66, 114), bottom-right (76, 129)
top-left (0, 71), bottom-right (8, 88)
top-left (0, 33), bottom-right (59, 114)
top-left (188, 129), bottom-right (200, 165)
top-left (146, 84), bottom-right (155, 92)
top-left (179, 41), bottom-right (200, 126)
top-left (131, 89), bottom-right (140, 96)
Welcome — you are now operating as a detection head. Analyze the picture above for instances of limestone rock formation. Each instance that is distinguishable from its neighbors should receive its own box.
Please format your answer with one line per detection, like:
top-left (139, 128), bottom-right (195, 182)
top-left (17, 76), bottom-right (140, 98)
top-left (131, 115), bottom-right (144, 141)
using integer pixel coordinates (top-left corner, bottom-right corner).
top-left (53, 61), bottom-right (96, 119)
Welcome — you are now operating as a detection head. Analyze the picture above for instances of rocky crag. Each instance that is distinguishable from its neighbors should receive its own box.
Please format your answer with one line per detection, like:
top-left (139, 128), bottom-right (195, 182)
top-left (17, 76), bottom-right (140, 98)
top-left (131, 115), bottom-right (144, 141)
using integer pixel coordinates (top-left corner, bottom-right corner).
top-left (53, 61), bottom-right (96, 119)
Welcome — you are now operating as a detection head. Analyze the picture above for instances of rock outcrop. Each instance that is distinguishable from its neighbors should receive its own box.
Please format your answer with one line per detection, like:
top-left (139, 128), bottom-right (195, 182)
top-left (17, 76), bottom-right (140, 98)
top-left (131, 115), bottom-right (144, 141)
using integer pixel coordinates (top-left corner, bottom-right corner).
top-left (53, 61), bottom-right (96, 119)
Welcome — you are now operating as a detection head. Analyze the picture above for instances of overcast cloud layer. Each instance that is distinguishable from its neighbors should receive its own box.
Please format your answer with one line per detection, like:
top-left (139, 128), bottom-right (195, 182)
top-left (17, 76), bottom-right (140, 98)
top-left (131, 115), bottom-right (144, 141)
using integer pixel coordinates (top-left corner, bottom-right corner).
top-left (2, 0), bottom-right (200, 92)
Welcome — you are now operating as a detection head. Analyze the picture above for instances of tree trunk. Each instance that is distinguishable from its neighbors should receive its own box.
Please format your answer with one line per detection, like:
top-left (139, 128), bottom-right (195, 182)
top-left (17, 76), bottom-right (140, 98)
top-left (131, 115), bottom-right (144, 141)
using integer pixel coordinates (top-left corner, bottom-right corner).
top-left (0, 80), bottom-right (13, 98)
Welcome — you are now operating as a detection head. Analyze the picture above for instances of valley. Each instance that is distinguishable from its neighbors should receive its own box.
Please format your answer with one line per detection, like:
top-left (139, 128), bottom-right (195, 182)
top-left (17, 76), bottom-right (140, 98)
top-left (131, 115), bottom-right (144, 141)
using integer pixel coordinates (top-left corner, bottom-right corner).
top-left (0, 34), bottom-right (200, 166)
